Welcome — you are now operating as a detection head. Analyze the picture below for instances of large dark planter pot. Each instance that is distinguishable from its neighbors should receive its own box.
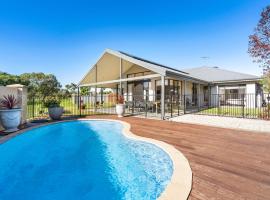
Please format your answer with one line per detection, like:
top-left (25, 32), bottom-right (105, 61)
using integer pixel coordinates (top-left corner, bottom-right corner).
top-left (0, 108), bottom-right (22, 133)
top-left (48, 107), bottom-right (64, 120)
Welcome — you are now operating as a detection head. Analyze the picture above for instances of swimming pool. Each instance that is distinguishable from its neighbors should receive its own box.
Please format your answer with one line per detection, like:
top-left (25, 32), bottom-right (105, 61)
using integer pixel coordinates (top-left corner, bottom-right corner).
top-left (0, 120), bottom-right (174, 200)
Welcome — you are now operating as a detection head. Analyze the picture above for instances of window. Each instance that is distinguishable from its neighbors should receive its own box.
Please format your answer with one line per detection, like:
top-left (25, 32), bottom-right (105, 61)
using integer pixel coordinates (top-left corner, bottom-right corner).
top-left (127, 74), bottom-right (134, 78)
top-left (203, 86), bottom-right (209, 102)
top-left (126, 71), bottom-right (151, 78)
top-left (155, 79), bottom-right (182, 100)
top-left (135, 72), bottom-right (144, 77)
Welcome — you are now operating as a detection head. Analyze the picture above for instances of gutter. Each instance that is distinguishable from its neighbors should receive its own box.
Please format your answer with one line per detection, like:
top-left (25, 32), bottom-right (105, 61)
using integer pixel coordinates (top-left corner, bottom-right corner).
top-left (212, 78), bottom-right (262, 84)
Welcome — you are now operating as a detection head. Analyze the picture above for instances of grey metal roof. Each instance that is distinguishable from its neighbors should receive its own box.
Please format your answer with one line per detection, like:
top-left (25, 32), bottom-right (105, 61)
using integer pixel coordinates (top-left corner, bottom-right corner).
top-left (106, 49), bottom-right (192, 77)
top-left (105, 49), bottom-right (208, 83)
top-left (81, 49), bottom-right (260, 85)
top-left (182, 66), bottom-right (260, 82)
top-left (118, 50), bottom-right (189, 75)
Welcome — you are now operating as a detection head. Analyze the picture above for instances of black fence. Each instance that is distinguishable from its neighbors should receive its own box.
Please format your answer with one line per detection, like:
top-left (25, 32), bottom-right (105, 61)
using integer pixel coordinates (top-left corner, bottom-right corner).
top-left (27, 93), bottom-right (270, 120)
top-left (191, 93), bottom-right (270, 119)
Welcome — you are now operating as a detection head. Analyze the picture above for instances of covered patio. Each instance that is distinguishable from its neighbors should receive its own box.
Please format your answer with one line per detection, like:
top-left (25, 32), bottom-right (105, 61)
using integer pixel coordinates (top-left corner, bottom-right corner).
top-left (78, 49), bottom-right (208, 119)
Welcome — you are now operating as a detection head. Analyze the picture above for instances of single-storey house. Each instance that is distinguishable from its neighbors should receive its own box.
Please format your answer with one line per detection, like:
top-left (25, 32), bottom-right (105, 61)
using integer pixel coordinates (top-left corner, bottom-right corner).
top-left (79, 49), bottom-right (262, 119)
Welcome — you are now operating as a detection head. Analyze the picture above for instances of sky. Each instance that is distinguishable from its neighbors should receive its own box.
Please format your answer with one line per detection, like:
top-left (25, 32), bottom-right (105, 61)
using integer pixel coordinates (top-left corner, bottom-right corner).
top-left (0, 0), bottom-right (269, 86)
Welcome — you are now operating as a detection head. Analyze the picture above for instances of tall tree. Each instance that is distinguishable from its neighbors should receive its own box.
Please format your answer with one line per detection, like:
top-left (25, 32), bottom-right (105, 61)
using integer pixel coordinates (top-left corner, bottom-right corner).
top-left (20, 73), bottom-right (61, 99)
top-left (249, 5), bottom-right (270, 93)
top-left (249, 5), bottom-right (270, 71)
top-left (0, 72), bottom-right (29, 86)
top-left (65, 83), bottom-right (78, 94)
top-left (59, 83), bottom-right (78, 97)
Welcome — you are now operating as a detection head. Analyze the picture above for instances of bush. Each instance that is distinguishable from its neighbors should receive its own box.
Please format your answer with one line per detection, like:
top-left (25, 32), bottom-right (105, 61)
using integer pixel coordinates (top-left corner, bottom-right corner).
top-left (0, 95), bottom-right (18, 109)
top-left (117, 95), bottom-right (125, 104)
top-left (44, 97), bottom-right (60, 108)
top-left (81, 104), bottom-right (86, 109)
top-left (259, 104), bottom-right (270, 120)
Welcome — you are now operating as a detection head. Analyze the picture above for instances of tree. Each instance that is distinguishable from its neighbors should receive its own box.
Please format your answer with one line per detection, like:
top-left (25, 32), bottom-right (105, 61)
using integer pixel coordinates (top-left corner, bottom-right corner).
top-left (0, 72), bottom-right (29, 86)
top-left (262, 71), bottom-right (270, 93)
top-left (249, 5), bottom-right (270, 93)
top-left (20, 73), bottom-right (61, 100)
top-left (80, 87), bottom-right (89, 96)
top-left (63, 83), bottom-right (78, 97)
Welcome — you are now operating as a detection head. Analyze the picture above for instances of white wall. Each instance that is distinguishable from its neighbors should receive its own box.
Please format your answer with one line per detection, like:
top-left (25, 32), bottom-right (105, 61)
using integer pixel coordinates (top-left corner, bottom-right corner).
top-left (210, 83), bottom-right (259, 108)
top-left (246, 83), bottom-right (256, 108)
top-left (210, 85), bottom-right (219, 106)
top-left (246, 83), bottom-right (256, 94)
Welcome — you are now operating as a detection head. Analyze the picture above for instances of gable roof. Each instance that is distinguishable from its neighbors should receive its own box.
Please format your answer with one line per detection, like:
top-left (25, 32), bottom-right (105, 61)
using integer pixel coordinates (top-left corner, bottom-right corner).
top-left (79, 49), bottom-right (203, 85)
top-left (182, 66), bottom-right (260, 83)
top-left (106, 49), bottom-right (189, 76)
top-left (118, 50), bottom-right (188, 75)
top-left (79, 49), bottom-right (261, 86)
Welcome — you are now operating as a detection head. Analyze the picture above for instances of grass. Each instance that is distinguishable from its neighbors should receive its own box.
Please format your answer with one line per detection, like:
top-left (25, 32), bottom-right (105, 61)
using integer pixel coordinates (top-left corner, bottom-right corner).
top-left (198, 106), bottom-right (263, 118)
top-left (27, 98), bottom-right (269, 120)
top-left (27, 98), bottom-right (116, 119)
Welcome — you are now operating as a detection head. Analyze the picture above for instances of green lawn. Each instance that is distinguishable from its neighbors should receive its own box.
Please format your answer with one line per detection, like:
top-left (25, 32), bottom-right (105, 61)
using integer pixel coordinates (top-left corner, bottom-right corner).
top-left (27, 98), bottom-right (116, 119)
top-left (198, 106), bottom-right (263, 118)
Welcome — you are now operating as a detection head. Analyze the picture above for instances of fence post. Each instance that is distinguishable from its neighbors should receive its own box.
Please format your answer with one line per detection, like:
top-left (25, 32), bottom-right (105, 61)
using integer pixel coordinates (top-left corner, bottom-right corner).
top-left (242, 94), bottom-right (245, 118)
top-left (77, 87), bottom-right (81, 117)
top-left (266, 93), bottom-right (270, 119)
top-left (184, 95), bottom-right (186, 114)
top-left (170, 94), bottom-right (173, 118)
top-left (197, 94), bottom-right (200, 112)
top-left (145, 95), bottom-right (148, 118)
top-left (32, 97), bottom-right (35, 119)
top-left (217, 94), bottom-right (220, 115)
top-left (177, 94), bottom-right (180, 116)
top-left (132, 96), bottom-right (134, 114)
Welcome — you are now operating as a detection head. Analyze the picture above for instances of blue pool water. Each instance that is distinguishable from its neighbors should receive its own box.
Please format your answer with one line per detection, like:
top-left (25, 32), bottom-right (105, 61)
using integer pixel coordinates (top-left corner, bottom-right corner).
top-left (0, 120), bottom-right (173, 200)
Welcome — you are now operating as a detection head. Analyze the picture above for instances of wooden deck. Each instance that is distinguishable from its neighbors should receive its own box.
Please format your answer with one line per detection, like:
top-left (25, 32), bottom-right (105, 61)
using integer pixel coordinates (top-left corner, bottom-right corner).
top-left (87, 115), bottom-right (270, 200)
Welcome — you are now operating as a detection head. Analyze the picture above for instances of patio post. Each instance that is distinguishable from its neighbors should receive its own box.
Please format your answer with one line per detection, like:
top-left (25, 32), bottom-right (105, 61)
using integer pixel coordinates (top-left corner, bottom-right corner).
top-left (198, 83), bottom-right (201, 111)
top-left (100, 88), bottom-right (103, 103)
top-left (94, 64), bottom-right (98, 112)
top-left (119, 58), bottom-right (123, 95)
top-left (94, 86), bottom-right (97, 112)
top-left (77, 87), bottom-right (81, 116)
top-left (161, 75), bottom-right (165, 120)
top-left (184, 80), bottom-right (186, 114)
top-left (208, 84), bottom-right (211, 109)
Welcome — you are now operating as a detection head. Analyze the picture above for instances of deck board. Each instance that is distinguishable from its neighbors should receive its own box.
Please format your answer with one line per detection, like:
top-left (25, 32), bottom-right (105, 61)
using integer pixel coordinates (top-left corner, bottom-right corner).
top-left (87, 115), bottom-right (270, 200)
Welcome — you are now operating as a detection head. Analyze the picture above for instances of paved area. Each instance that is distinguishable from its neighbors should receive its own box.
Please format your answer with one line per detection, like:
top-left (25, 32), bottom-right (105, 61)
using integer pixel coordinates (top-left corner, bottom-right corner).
top-left (170, 114), bottom-right (270, 133)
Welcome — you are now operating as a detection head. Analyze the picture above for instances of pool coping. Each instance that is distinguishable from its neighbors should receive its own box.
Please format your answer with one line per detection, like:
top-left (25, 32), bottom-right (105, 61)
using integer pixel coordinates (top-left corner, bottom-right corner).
top-left (0, 118), bottom-right (193, 200)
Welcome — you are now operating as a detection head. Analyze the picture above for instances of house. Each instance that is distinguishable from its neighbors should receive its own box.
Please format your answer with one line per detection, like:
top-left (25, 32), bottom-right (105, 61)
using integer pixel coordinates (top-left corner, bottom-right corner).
top-left (79, 49), bottom-right (262, 119)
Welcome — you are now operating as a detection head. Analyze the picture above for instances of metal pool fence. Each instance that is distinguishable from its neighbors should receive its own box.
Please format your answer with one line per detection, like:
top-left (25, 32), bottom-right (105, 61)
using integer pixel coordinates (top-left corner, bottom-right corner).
top-left (27, 93), bottom-right (270, 120)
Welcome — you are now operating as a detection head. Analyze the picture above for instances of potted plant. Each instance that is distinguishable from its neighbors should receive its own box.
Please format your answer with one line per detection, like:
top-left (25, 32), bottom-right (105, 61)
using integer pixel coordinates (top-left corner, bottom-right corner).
top-left (81, 103), bottom-right (86, 110)
top-left (0, 95), bottom-right (22, 133)
top-left (115, 95), bottom-right (125, 117)
top-left (44, 97), bottom-right (63, 120)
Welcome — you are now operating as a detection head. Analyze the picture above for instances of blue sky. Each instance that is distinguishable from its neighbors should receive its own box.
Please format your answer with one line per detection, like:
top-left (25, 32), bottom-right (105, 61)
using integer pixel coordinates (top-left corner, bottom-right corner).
top-left (0, 0), bottom-right (268, 85)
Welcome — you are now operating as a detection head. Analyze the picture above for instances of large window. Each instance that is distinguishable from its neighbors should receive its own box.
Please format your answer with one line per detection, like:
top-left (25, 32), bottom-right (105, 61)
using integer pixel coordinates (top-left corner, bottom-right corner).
top-left (127, 71), bottom-right (151, 78)
top-left (155, 79), bottom-right (182, 100)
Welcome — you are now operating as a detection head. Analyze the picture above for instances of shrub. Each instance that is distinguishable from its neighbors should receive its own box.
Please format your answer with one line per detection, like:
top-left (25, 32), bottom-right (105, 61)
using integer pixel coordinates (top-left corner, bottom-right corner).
top-left (117, 95), bottom-right (125, 104)
top-left (44, 97), bottom-right (60, 108)
top-left (0, 95), bottom-right (18, 109)
top-left (259, 104), bottom-right (270, 120)
top-left (81, 104), bottom-right (86, 109)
